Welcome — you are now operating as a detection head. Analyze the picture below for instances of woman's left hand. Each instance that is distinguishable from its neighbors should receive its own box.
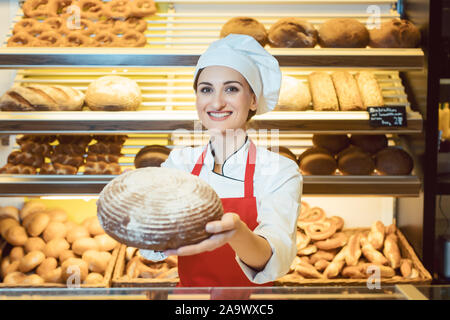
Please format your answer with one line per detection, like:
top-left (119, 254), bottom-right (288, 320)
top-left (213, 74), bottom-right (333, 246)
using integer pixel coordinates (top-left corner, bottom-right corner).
top-left (163, 212), bottom-right (242, 256)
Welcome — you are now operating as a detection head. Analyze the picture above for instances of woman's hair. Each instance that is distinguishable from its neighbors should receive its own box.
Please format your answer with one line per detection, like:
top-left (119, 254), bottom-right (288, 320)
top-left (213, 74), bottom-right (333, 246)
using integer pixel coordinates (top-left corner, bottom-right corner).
top-left (194, 68), bottom-right (257, 122)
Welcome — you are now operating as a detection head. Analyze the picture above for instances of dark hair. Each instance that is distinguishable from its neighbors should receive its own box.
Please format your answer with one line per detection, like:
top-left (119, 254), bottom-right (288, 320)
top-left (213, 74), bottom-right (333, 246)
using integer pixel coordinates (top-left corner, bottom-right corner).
top-left (194, 68), bottom-right (257, 122)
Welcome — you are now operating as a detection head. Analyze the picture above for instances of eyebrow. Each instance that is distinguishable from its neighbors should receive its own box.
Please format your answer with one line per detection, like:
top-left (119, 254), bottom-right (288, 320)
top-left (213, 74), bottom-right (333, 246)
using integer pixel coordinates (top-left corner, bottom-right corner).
top-left (197, 81), bottom-right (243, 86)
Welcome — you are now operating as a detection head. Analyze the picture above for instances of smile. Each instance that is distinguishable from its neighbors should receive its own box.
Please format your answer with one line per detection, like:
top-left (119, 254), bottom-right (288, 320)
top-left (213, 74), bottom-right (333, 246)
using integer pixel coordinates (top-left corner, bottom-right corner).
top-left (207, 111), bottom-right (233, 121)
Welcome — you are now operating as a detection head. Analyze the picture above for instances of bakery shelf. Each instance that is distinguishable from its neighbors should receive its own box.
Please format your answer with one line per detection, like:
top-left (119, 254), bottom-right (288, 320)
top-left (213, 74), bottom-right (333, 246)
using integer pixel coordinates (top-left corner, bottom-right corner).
top-left (0, 174), bottom-right (421, 196)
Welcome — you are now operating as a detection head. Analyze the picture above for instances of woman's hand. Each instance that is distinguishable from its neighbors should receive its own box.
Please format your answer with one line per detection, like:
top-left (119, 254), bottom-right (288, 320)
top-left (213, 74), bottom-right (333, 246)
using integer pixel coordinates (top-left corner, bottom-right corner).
top-left (163, 212), bottom-right (242, 256)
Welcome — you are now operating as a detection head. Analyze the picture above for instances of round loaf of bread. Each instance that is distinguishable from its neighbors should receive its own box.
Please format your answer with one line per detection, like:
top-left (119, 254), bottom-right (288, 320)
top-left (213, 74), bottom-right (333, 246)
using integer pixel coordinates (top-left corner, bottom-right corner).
top-left (134, 145), bottom-right (171, 168)
top-left (268, 18), bottom-right (318, 48)
top-left (312, 134), bottom-right (350, 155)
top-left (220, 17), bottom-right (268, 47)
top-left (318, 18), bottom-right (369, 48)
top-left (375, 147), bottom-right (413, 175)
top-left (267, 146), bottom-right (298, 163)
top-left (349, 134), bottom-right (388, 155)
top-left (369, 19), bottom-right (421, 48)
top-left (299, 147), bottom-right (337, 175)
top-left (337, 146), bottom-right (375, 175)
top-left (97, 167), bottom-right (224, 250)
top-left (85, 76), bottom-right (142, 111)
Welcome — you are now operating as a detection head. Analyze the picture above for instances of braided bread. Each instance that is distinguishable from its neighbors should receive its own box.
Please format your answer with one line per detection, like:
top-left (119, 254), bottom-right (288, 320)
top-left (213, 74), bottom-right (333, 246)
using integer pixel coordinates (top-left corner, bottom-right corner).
top-left (20, 142), bottom-right (53, 157)
top-left (0, 163), bottom-right (36, 174)
top-left (84, 161), bottom-right (121, 175)
top-left (54, 144), bottom-right (86, 156)
top-left (16, 135), bottom-right (57, 145)
top-left (86, 154), bottom-right (120, 164)
top-left (7, 151), bottom-right (44, 168)
top-left (57, 135), bottom-right (92, 147)
top-left (50, 154), bottom-right (84, 167)
top-left (88, 142), bottom-right (123, 155)
top-left (93, 135), bottom-right (128, 145)
top-left (40, 163), bottom-right (78, 175)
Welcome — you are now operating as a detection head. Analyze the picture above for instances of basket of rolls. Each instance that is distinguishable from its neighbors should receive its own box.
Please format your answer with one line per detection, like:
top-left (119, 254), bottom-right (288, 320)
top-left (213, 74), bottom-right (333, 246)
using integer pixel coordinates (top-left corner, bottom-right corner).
top-left (112, 245), bottom-right (179, 287)
top-left (0, 201), bottom-right (120, 287)
top-left (275, 201), bottom-right (432, 286)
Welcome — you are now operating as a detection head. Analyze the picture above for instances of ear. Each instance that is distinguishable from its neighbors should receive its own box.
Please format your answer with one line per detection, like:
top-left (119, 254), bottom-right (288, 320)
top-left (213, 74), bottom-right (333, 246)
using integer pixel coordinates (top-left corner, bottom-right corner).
top-left (249, 93), bottom-right (257, 112)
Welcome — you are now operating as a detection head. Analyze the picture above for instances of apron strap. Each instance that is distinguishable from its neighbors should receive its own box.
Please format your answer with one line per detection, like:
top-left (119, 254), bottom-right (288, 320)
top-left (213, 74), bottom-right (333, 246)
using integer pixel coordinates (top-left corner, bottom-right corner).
top-left (191, 140), bottom-right (257, 198)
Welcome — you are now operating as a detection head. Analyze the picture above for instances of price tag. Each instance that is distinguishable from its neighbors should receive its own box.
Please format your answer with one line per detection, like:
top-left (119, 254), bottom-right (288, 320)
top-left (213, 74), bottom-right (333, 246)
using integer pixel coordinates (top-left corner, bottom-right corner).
top-left (368, 106), bottom-right (407, 127)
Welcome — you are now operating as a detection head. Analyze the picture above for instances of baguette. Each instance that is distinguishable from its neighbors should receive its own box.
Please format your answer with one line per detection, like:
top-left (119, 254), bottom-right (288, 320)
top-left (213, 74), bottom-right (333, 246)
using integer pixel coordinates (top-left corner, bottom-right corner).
top-left (331, 71), bottom-right (364, 111)
top-left (308, 72), bottom-right (339, 111)
top-left (355, 71), bottom-right (384, 108)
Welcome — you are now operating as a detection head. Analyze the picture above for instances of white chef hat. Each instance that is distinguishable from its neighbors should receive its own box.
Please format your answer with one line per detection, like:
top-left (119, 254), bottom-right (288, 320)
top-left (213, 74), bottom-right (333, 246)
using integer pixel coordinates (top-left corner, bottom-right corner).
top-left (194, 34), bottom-right (281, 115)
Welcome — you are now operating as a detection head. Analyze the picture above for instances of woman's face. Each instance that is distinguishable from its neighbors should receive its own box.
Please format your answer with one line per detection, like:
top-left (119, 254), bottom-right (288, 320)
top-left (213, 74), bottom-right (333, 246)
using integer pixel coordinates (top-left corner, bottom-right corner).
top-left (195, 66), bottom-right (257, 132)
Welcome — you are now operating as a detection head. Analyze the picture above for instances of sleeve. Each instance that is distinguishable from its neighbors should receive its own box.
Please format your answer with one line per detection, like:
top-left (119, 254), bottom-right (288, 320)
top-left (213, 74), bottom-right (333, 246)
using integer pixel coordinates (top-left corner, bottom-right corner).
top-left (235, 155), bottom-right (303, 284)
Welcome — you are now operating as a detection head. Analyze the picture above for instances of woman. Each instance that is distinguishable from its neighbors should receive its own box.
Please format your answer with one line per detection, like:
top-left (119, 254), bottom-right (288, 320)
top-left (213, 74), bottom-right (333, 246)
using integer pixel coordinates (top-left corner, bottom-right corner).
top-left (143, 34), bottom-right (302, 287)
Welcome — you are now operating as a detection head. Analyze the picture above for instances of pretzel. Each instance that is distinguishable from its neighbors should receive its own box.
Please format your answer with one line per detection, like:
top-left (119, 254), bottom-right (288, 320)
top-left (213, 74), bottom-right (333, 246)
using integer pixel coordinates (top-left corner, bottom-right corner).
top-left (7, 151), bottom-right (44, 168)
top-left (50, 154), bottom-right (84, 167)
top-left (7, 32), bottom-right (36, 47)
top-left (96, 19), bottom-right (116, 32)
top-left (84, 161), bottom-right (122, 175)
top-left (54, 143), bottom-right (86, 155)
top-left (123, 17), bottom-right (147, 33)
top-left (42, 17), bottom-right (66, 34)
top-left (130, 0), bottom-right (157, 18)
top-left (345, 232), bottom-right (362, 266)
top-left (297, 207), bottom-right (326, 229)
top-left (63, 31), bottom-right (94, 47)
top-left (88, 142), bottom-right (123, 155)
top-left (76, 0), bottom-right (104, 20)
top-left (93, 31), bottom-right (120, 47)
top-left (314, 232), bottom-right (347, 251)
top-left (20, 142), bottom-right (53, 157)
top-left (40, 163), bottom-right (78, 175)
top-left (23, 0), bottom-right (53, 18)
top-left (383, 234), bottom-right (401, 269)
top-left (120, 30), bottom-right (146, 47)
top-left (33, 31), bottom-right (63, 47)
top-left (304, 220), bottom-right (336, 241)
top-left (12, 18), bottom-right (41, 34)
top-left (0, 163), bottom-right (37, 174)
top-left (368, 220), bottom-right (385, 250)
top-left (63, 18), bottom-right (96, 36)
top-left (86, 154), bottom-right (120, 164)
top-left (104, 0), bottom-right (131, 19)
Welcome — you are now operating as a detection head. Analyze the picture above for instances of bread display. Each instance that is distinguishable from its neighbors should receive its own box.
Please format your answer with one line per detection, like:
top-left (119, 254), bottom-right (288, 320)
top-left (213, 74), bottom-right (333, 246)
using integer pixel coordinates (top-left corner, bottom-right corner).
top-left (267, 146), bottom-right (298, 163)
top-left (134, 145), bottom-right (171, 168)
top-left (97, 167), bottom-right (224, 250)
top-left (85, 76), bottom-right (142, 111)
top-left (312, 134), bottom-right (350, 155)
top-left (268, 18), bottom-right (318, 48)
top-left (308, 72), bottom-right (339, 111)
top-left (375, 147), bottom-right (414, 175)
top-left (0, 84), bottom-right (84, 111)
top-left (331, 71), bottom-right (364, 111)
top-left (0, 203), bottom-right (118, 286)
top-left (276, 75), bottom-right (312, 111)
top-left (10, 0), bottom-right (151, 47)
top-left (349, 134), bottom-right (388, 155)
top-left (279, 202), bottom-right (424, 282)
top-left (220, 17), bottom-right (268, 47)
top-left (355, 71), bottom-right (385, 108)
top-left (318, 18), bottom-right (369, 48)
top-left (337, 146), bottom-right (375, 175)
top-left (369, 19), bottom-right (421, 48)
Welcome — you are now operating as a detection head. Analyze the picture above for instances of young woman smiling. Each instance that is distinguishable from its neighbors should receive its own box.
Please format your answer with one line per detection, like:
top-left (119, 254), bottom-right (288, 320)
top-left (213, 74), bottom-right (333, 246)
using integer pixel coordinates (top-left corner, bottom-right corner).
top-left (142, 34), bottom-right (303, 287)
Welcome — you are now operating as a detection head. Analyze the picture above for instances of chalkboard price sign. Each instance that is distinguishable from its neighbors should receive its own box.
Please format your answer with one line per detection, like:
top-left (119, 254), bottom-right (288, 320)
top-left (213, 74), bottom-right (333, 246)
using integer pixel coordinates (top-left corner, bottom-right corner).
top-left (368, 106), bottom-right (407, 127)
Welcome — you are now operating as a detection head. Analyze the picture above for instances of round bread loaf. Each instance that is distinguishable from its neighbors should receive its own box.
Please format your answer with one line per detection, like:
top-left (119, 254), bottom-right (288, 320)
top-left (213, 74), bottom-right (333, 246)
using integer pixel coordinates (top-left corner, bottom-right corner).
top-left (375, 147), bottom-right (413, 175)
top-left (97, 167), bottom-right (224, 250)
top-left (369, 19), bottom-right (421, 48)
top-left (134, 145), bottom-right (171, 168)
top-left (318, 18), bottom-right (369, 48)
top-left (337, 146), bottom-right (375, 175)
top-left (85, 76), bottom-right (142, 111)
top-left (267, 146), bottom-right (298, 163)
top-left (220, 17), bottom-right (268, 47)
top-left (349, 134), bottom-right (388, 155)
top-left (312, 134), bottom-right (350, 155)
top-left (298, 147), bottom-right (337, 175)
top-left (268, 18), bottom-right (318, 48)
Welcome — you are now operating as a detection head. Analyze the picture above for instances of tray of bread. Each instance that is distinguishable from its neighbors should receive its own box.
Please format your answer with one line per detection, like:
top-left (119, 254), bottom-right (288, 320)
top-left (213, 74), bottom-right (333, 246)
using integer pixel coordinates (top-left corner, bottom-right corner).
top-left (275, 201), bottom-right (432, 286)
top-left (0, 201), bottom-right (120, 287)
top-left (0, 0), bottom-right (423, 68)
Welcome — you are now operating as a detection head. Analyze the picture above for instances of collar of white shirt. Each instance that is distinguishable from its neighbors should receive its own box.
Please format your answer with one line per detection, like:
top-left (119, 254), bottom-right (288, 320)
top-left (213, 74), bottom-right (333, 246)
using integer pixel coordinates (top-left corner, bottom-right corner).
top-left (203, 137), bottom-right (250, 182)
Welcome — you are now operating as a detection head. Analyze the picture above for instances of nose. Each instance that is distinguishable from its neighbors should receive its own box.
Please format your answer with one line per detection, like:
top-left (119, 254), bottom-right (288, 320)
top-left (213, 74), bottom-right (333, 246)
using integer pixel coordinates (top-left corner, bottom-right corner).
top-left (210, 90), bottom-right (226, 110)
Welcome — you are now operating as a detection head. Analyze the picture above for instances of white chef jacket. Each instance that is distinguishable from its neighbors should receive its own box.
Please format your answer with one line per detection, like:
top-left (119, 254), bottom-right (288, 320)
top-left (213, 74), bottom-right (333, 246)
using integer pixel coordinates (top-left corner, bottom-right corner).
top-left (161, 138), bottom-right (303, 284)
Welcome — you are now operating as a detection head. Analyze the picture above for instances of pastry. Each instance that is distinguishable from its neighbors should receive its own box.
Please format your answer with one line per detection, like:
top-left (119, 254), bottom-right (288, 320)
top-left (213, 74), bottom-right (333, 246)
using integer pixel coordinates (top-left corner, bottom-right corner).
top-left (331, 71), bottom-right (364, 111)
top-left (268, 18), bottom-right (317, 48)
top-left (318, 18), bottom-right (369, 48)
top-left (276, 75), bottom-right (312, 111)
top-left (375, 147), bottom-right (414, 175)
top-left (308, 72), bottom-right (339, 111)
top-left (349, 134), bottom-right (388, 155)
top-left (97, 167), bottom-right (224, 250)
top-left (220, 17), bottom-right (268, 47)
top-left (355, 71), bottom-right (384, 108)
top-left (134, 145), bottom-right (171, 168)
top-left (337, 146), bottom-right (375, 175)
top-left (369, 19), bottom-right (421, 48)
top-left (312, 134), bottom-right (350, 155)
top-left (85, 76), bottom-right (142, 111)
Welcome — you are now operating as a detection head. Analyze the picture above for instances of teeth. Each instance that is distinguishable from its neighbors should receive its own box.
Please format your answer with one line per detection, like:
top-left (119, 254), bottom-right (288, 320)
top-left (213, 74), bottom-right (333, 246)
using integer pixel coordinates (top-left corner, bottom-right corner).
top-left (209, 112), bottom-right (232, 118)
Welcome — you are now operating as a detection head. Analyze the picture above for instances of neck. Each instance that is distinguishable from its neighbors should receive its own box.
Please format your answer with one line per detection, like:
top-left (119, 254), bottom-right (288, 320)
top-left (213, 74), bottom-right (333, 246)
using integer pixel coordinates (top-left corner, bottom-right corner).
top-left (209, 129), bottom-right (247, 165)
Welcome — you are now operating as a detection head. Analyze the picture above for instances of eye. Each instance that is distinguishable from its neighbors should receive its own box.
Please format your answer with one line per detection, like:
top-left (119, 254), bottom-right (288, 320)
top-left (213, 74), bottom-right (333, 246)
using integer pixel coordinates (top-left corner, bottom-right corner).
top-left (199, 86), bottom-right (212, 94)
top-left (225, 86), bottom-right (239, 93)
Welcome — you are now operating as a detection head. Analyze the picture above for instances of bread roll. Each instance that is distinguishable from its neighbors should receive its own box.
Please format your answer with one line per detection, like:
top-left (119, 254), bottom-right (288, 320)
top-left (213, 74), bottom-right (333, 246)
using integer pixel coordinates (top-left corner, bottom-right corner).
top-left (0, 218), bottom-right (20, 237)
top-left (308, 72), bottom-right (339, 111)
top-left (268, 18), bottom-right (318, 48)
top-left (36, 257), bottom-right (58, 277)
top-left (1, 257), bottom-right (20, 278)
top-left (375, 147), bottom-right (414, 175)
top-left (59, 249), bottom-right (76, 264)
top-left (300, 152), bottom-right (337, 175)
top-left (72, 237), bottom-right (99, 255)
top-left (355, 71), bottom-right (384, 108)
top-left (3, 272), bottom-right (27, 285)
top-left (331, 71), bottom-right (364, 111)
top-left (66, 225), bottom-right (90, 244)
top-left (134, 145), bottom-right (171, 168)
top-left (337, 146), bottom-right (375, 175)
top-left (45, 208), bottom-right (68, 222)
top-left (0, 206), bottom-right (20, 221)
top-left (19, 251), bottom-right (45, 273)
top-left (41, 267), bottom-right (64, 283)
top-left (24, 237), bottom-right (46, 253)
top-left (20, 201), bottom-right (46, 221)
top-left (349, 134), bottom-right (388, 155)
top-left (220, 17), bottom-right (268, 47)
top-left (4, 225), bottom-right (28, 246)
top-left (84, 272), bottom-right (104, 284)
top-left (94, 234), bottom-right (118, 252)
top-left (85, 76), bottom-right (141, 111)
top-left (43, 238), bottom-right (70, 258)
top-left (318, 18), bottom-right (369, 48)
top-left (43, 221), bottom-right (67, 242)
top-left (84, 216), bottom-right (105, 236)
top-left (10, 246), bottom-right (25, 262)
top-left (26, 212), bottom-right (50, 237)
top-left (82, 250), bottom-right (111, 273)
top-left (61, 258), bottom-right (89, 282)
top-left (277, 76), bottom-right (312, 111)
top-left (97, 167), bottom-right (224, 250)
top-left (312, 134), bottom-right (350, 155)
top-left (369, 19), bottom-right (421, 48)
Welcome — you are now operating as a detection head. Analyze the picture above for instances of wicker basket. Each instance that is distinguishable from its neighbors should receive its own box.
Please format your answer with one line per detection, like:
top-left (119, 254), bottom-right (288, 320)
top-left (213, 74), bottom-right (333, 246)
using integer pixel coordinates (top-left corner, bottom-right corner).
top-left (112, 244), bottom-right (179, 287)
top-left (275, 228), bottom-right (432, 286)
top-left (0, 240), bottom-right (120, 288)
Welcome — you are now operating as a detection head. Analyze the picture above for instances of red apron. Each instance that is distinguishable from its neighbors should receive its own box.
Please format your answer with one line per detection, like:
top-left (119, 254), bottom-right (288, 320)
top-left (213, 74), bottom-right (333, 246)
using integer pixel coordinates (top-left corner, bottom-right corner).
top-left (177, 141), bottom-right (273, 287)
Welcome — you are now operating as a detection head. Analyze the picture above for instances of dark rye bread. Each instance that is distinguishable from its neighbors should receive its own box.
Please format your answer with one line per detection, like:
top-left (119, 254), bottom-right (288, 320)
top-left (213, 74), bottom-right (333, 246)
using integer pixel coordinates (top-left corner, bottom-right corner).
top-left (220, 17), bottom-right (268, 47)
top-left (337, 146), bottom-right (375, 175)
top-left (350, 134), bottom-right (388, 155)
top-left (134, 145), bottom-right (171, 168)
top-left (268, 18), bottom-right (318, 48)
top-left (312, 134), bottom-right (350, 155)
top-left (318, 18), bottom-right (369, 48)
top-left (375, 147), bottom-right (413, 175)
top-left (298, 147), bottom-right (337, 175)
